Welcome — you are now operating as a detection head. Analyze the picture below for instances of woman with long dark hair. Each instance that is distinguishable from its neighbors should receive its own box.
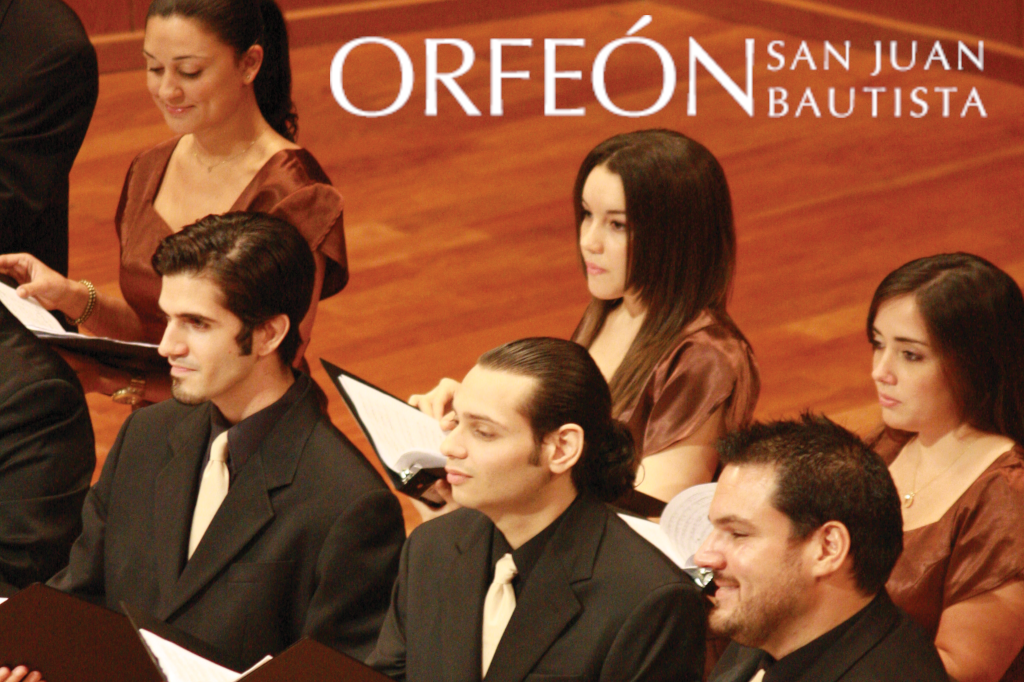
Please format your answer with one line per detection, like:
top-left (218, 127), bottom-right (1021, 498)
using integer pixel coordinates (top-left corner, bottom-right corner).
top-left (413, 130), bottom-right (759, 505)
top-left (868, 253), bottom-right (1024, 681)
top-left (0, 0), bottom-right (345, 404)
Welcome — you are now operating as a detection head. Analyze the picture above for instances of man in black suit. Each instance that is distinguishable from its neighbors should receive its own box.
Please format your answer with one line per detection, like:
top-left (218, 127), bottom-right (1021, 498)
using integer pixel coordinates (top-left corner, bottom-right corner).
top-left (368, 337), bottom-right (706, 682)
top-left (0, 299), bottom-right (94, 591)
top-left (0, 0), bottom-right (98, 276)
top-left (697, 415), bottom-right (948, 682)
top-left (42, 213), bottom-right (405, 667)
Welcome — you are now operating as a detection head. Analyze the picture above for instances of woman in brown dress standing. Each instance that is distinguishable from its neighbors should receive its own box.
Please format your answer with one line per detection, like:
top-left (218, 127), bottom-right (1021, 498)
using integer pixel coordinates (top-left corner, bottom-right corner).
top-left (413, 130), bottom-right (760, 506)
top-left (0, 0), bottom-right (345, 404)
top-left (868, 253), bottom-right (1024, 682)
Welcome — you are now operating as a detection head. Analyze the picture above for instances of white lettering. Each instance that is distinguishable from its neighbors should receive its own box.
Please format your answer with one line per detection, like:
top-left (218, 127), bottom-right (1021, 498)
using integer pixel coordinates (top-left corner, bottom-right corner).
top-left (330, 37), bottom-right (413, 117)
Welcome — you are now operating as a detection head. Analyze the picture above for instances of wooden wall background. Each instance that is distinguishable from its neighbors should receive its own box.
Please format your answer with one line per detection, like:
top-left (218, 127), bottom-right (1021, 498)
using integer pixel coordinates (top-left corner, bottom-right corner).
top-left (64, 0), bottom-right (1024, 531)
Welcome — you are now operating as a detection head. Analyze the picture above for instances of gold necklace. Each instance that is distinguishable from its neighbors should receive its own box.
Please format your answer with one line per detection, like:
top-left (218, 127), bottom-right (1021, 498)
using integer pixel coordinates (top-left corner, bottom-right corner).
top-left (901, 438), bottom-right (974, 508)
top-left (193, 137), bottom-right (258, 173)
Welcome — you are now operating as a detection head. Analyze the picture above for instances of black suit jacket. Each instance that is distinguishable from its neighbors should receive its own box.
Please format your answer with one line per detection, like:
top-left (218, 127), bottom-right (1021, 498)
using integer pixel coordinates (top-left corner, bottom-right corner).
top-left (0, 0), bottom-right (98, 276)
top-left (710, 591), bottom-right (948, 682)
top-left (368, 496), bottom-right (706, 681)
top-left (0, 302), bottom-right (94, 590)
top-left (49, 378), bottom-right (406, 667)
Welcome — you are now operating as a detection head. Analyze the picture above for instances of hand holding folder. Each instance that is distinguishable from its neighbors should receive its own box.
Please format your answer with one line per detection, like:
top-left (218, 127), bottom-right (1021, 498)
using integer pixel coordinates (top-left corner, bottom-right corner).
top-left (0, 280), bottom-right (164, 373)
top-left (321, 360), bottom-right (449, 505)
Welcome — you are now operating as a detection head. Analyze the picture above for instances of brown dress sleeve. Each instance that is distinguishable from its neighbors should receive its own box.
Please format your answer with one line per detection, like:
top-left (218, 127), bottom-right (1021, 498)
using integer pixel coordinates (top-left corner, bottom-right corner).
top-left (887, 446), bottom-right (1024, 642)
top-left (237, 149), bottom-right (347, 298)
top-left (619, 317), bottom-right (760, 457)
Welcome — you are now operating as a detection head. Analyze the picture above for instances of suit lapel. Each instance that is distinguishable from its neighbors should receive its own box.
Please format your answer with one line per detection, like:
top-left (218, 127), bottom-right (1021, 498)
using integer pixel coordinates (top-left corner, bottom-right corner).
top-left (163, 454), bottom-right (275, 618)
top-left (798, 593), bottom-right (898, 682)
top-left (158, 384), bottom-right (319, 620)
top-left (153, 405), bottom-right (211, 618)
top-left (441, 516), bottom-right (492, 682)
top-left (484, 497), bottom-right (606, 682)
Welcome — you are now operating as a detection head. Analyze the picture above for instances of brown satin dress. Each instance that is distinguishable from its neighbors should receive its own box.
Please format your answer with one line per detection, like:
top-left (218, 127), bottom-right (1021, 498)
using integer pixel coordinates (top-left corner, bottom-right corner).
top-left (617, 312), bottom-right (760, 458)
top-left (883, 443), bottom-right (1024, 681)
top-left (115, 136), bottom-right (348, 343)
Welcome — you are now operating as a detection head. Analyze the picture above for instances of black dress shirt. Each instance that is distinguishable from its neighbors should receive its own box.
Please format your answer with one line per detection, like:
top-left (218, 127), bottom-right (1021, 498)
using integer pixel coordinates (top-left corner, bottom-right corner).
top-left (758, 597), bottom-right (869, 682)
top-left (200, 373), bottom-right (308, 484)
top-left (488, 495), bottom-right (581, 599)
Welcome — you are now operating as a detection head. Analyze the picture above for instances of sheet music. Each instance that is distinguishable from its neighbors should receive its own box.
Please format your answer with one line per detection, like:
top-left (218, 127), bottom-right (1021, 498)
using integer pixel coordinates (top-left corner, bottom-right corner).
top-left (339, 374), bottom-right (446, 472)
top-left (139, 630), bottom-right (271, 682)
top-left (1, 280), bottom-right (159, 350)
top-left (0, 281), bottom-right (66, 334)
top-left (660, 482), bottom-right (717, 567)
top-left (618, 514), bottom-right (688, 570)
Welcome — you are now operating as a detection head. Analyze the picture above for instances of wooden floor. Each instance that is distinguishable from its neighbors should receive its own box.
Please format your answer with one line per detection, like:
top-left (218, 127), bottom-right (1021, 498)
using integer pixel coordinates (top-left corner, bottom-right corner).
top-left (68, 0), bottom-right (1024, 531)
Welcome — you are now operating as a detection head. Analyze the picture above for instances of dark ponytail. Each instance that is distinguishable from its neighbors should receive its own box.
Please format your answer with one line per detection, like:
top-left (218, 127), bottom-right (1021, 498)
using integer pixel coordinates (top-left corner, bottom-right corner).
top-left (253, 0), bottom-right (297, 141)
top-left (571, 420), bottom-right (636, 502)
top-left (146, 0), bottom-right (298, 141)
top-left (478, 337), bottom-right (640, 502)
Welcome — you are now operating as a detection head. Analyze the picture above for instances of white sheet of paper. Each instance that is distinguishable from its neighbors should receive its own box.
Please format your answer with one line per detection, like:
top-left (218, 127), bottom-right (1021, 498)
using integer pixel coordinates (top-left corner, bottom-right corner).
top-left (140, 630), bottom-right (244, 682)
top-left (618, 514), bottom-right (688, 570)
top-left (339, 374), bottom-right (446, 472)
top-left (0, 281), bottom-right (66, 334)
top-left (1, 280), bottom-right (159, 350)
top-left (659, 482), bottom-right (717, 567)
top-left (138, 630), bottom-right (272, 682)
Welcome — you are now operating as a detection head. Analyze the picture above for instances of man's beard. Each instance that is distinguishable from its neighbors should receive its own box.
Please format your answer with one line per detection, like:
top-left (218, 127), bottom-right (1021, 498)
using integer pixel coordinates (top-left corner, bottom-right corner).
top-left (170, 377), bottom-right (205, 405)
top-left (707, 553), bottom-right (806, 649)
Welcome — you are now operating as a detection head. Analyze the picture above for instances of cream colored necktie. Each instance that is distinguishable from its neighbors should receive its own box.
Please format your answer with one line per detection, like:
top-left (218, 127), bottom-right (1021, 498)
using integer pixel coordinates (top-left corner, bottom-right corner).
top-left (748, 669), bottom-right (766, 682)
top-left (481, 553), bottom-right (518, 677)
top-left (188, 431), bottom-right (230, 559)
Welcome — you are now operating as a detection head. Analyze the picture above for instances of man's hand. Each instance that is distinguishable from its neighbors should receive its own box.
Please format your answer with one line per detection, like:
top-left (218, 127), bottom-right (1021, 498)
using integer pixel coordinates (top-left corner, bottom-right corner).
top-left (0, 666), bottom-right (43, 682)
top-left (408, 378), bottom-right (460, 421)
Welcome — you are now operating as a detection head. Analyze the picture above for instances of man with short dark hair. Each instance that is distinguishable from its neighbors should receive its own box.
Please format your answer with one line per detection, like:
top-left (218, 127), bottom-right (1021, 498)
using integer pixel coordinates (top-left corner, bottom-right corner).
top-left (368, 337), bottom-right (706, 682)
top-left (48, 212), bottom-right (405, 667)
top-left (698, 414), bottom-right (948, 682)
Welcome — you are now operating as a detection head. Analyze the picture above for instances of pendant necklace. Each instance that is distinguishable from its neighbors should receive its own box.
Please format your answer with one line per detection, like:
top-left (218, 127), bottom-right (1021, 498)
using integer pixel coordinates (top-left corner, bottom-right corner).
top-left (901, 439), bottom-right (972, 508)
top-left (194, 137), bottom-right (258, 173)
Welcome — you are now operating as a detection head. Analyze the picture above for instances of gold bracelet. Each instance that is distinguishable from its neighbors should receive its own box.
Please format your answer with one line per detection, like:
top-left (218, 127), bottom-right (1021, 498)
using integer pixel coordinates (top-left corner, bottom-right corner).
top-left (67, 279), bottom-right (97, 327)
top-left (111, 377), bottom-right (146, 406)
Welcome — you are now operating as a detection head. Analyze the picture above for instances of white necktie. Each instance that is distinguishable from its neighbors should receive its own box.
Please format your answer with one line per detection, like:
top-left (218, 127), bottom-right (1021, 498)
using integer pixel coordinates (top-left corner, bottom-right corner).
top-left (481, 553), bottom-right (518, 677)
top-left (748, 669), bottom-right (766, 682)
top-left (188, 431), bottom-right (230, 559)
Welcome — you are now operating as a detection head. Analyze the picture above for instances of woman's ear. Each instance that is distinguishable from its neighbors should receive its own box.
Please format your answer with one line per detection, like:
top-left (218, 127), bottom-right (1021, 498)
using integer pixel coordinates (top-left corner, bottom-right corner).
top-left (240, 44), bottom-right (264, 84)
top-left (545, 424), bottom-right (584, 475)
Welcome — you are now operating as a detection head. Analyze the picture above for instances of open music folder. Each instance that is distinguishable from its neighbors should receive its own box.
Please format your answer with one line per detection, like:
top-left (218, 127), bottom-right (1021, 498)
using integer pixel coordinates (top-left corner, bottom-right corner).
top-left (0, 584), bottom-right (390, 681)
top-left (0, 279), bottom-right (164, 373)
top-left (321, 359), bottom-right (448, 505)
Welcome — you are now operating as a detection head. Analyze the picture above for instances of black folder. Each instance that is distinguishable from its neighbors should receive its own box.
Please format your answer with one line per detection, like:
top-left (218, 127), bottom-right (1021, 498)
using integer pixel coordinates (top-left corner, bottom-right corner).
top-left (0, 584), bottom-right (163, 681)
top-left (321, 359), bottom-right (446, 506)
top-left (0, 584), bottom-right (392, 681)
top-left (0, 281), bottom-right (165, 374)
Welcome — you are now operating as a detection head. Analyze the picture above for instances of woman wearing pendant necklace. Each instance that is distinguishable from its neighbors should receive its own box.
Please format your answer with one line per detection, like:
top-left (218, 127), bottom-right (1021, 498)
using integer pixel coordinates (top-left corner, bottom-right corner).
top-left (868, 253), bottom-right (1024, 682)
top-left (0, 0), bottom-right (346, 404)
